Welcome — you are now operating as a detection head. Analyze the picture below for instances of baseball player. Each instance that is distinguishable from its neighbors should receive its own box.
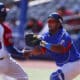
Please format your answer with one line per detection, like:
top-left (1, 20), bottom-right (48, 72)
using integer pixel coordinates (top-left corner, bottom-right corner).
top-left (24, 12), bottom-right (80, 80)
top-left (2, 13), bottom-right (26, 59)
top-left (0, 2), bottom-right (29, 80)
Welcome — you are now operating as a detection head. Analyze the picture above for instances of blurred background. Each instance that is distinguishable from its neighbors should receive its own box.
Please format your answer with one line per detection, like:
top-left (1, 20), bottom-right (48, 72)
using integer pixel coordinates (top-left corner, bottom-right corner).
top-left (1, 0), bottom-right (80, 60)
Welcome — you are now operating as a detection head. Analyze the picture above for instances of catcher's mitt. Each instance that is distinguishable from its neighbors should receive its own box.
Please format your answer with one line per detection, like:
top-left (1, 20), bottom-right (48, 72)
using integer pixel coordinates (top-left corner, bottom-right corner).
top-left (24, 33), bottom-right (41, 47)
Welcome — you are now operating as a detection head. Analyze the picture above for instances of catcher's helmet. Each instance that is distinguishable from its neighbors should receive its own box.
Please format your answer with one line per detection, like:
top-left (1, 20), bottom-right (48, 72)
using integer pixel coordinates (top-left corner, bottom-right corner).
top-left (48, 12), bottom-right (63, 23)
top-left (0, 2), bottom-right (7, 19)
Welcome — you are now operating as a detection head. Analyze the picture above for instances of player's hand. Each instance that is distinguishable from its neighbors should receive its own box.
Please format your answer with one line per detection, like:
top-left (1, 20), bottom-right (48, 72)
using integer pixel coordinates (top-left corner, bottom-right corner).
top-left (22, 49), bottom-right (32, 58)
top-left (40, 40), bottom-right (47, 47)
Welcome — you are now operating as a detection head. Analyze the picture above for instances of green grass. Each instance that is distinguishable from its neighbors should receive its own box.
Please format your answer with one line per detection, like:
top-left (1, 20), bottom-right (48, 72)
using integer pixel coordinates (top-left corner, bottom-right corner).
top-left (73, 76), bottom-right (80, 80)
top-left (25, 68), bottom-right (53, 80)
top-left (0, 67), bottom-right (80, 80)
top-left (25, 68), bottom-right (80, 80)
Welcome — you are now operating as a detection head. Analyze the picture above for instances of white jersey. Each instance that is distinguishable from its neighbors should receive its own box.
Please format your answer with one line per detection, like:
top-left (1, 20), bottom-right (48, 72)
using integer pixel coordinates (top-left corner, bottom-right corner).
top-left (0, 24), bottom-right (9, 58)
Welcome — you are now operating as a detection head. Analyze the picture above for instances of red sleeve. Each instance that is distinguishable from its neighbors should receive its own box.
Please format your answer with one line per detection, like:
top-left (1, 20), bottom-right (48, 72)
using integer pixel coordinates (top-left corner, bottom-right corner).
top-left (40, 47), bottom-right (46, 55)
top-left (2, 22), bottom-right (13, 46)
top-left (63, 41), bottom-right (71, 53)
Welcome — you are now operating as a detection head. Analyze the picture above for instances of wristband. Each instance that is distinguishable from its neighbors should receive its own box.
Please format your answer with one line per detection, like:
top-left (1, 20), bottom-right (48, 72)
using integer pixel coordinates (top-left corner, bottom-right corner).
top-left (40, 41), bottom-right (52, 50)
top-left (45, 43), bottom-right (52, 49)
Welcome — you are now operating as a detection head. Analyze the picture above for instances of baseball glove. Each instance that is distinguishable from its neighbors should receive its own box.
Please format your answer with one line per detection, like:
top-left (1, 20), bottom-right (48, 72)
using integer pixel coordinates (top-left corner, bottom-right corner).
top-left (24, 33), bottom-right (41, 47)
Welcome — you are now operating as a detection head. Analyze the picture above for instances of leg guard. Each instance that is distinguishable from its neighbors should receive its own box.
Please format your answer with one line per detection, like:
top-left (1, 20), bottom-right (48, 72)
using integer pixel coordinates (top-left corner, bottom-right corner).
top-left (50, 69), bottom-right (64, 80)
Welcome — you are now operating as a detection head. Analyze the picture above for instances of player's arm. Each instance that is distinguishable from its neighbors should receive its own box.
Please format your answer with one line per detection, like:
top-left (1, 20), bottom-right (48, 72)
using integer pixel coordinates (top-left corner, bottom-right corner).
top-left (21, 46), bottom-right (46, 58)
top-left (30, 46), bottom-right (46, 55)
top-left (24, 33), bottom-right (71, 55)
top-left (40, 40), bottom-right (71, 54)
top-left (27, 40), bottom-right (71, 55)
top-left (23, 39), bottom-right (71, 57)
top-left (6, 45), bottom-right (24, 56)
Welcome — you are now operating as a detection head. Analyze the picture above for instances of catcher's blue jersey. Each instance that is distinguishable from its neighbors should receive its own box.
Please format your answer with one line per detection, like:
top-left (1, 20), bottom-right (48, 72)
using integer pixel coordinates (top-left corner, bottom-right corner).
top-left (41, 28), bottom-right (80, 66)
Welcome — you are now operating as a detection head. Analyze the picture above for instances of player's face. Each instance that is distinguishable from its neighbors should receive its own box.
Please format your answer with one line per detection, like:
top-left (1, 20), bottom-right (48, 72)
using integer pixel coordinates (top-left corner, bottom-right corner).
top-left (47, 18), bottom-right (60, 34)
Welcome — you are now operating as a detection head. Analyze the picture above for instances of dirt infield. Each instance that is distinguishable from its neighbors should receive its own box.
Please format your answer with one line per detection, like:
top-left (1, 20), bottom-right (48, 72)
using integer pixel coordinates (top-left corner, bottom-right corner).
top-left (18, 60), bottom-right (58, 69)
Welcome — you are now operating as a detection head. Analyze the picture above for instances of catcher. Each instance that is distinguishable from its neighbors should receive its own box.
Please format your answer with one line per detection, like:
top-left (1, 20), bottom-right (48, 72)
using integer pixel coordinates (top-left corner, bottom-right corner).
top-left (24, 13), bottom-right (80, 80)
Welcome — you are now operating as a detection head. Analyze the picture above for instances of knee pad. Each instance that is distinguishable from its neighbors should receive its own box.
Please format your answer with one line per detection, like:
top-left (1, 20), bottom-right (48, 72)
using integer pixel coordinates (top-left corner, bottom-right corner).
top-left (50, 69), bottom-right (64, 80)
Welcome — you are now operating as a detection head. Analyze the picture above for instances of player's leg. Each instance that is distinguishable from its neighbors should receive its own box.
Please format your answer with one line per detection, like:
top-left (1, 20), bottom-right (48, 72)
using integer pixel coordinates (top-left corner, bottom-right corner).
top-left (0, 56), bottom-right (10, 74)
top-left (50, 69), bottom-right (64, 80)
top-left (61, 60), bottom-right (80, 80)
top-left (2, 75), bottom-right (15, 80)
top-left (5, 57), bottom-right (28, 80)
top-left (0, 55), bottom-right (14, 80)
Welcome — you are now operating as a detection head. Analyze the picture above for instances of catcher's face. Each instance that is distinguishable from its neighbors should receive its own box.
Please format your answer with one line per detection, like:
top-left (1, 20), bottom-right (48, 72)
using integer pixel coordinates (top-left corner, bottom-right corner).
top-left (47, 18), bottom-right (60, 34)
